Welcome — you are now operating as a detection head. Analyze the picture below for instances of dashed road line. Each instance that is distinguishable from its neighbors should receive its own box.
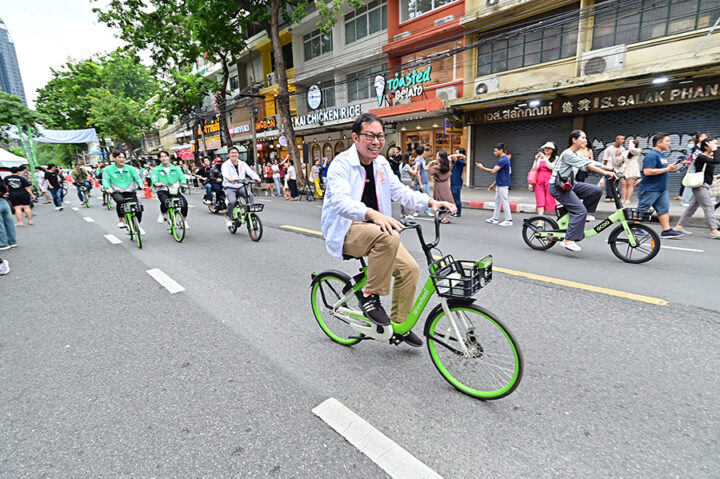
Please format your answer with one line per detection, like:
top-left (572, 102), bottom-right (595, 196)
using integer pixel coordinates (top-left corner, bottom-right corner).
top-left (146, 268), bottom-right (185, 294)
top-left (104, 234), bottom-right (122, 244)
top-left (313, 398), bottom-right (443, 479)
top-left (83, 217), bottom-right (95, 223)
top-left (661, 245), bottom-right (704, 253)
top-left (72, 207), bottom-right (79, 211)
top-left (280, 225), bottom-right (323, 236)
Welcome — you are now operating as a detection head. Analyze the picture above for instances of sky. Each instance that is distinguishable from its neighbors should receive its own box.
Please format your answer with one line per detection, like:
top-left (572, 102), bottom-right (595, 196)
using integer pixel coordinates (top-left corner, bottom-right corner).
top-left (2, 0), bottom-right (125, 108)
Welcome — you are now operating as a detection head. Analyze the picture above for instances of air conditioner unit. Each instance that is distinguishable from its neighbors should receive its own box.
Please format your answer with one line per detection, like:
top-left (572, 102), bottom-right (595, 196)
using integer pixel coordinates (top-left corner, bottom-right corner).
top-left (486, 0), bottom-right (500, 6)
top-left (474, 77), bottom-right (500, 96)
top-left (266, 72), bottom-right (276, 86)
top-left (436, 86), bottom-right (458, 101)
top-left (434, 15), bottom-right (455, 26)
top-left (581, 45), bottom-right (626, 76)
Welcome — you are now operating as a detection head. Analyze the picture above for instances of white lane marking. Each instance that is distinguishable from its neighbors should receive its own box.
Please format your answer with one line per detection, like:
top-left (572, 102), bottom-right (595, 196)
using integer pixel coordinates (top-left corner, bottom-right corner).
top-left (661, 245), bottom-right (704, 253)
top-left (104, 234), bottom-right (122, 244)
top-left (83, 217), bottom-right (95, 223)
top-left (313, 398), bottom-right (443, 479)
top-left (72, 207), bottom-right (79, 211)
top-left (146, 268), bottom-right (185, 294)
top-left (188, 204), bottom-right (195, 208)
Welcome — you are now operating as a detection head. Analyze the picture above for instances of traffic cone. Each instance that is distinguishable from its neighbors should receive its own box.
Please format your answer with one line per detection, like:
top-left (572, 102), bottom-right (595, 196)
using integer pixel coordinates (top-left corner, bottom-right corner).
top-left (92, 178), bottom-right (100, 188)
top-left (144, 180), bottom-right (153, 199)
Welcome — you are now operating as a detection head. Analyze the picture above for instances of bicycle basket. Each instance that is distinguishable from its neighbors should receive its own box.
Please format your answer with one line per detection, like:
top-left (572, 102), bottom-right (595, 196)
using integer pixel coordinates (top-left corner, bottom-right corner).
top-left (429, 254), bottom-right (493, 298)
top-left (243, 203), bottom-right (264, 213)
top-left (623, 208), bottom-right (652, 222)
top-left (120, 201), bottom-right (144, 213)
top-left (167, 197), bottom-right (184, 208)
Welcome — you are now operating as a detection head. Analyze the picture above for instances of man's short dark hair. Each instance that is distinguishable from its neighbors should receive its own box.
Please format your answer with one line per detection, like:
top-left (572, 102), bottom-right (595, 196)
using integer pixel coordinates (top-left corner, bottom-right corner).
top-left (494, 143), bottom-right (505, 151)
top-left (457, 147), bottom-right (466, 155)
top-left (352, 113), bottom-right (383, 135)
top-left (414, 145), bottom-right (424, 155)
top-left (10, 167), bottom-right (18, 173)
top-left (18, 165), bottom-right (27, 172)
top-left (652, 133), bottom-right (669, 146)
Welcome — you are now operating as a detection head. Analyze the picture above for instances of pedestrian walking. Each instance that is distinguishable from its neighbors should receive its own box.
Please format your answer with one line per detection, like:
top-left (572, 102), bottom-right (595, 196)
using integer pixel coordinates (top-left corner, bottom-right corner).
top-left (272, 159), bottom-right (282, 197)
top-left (448, 147), bottom-right (466, 217)
top-left (320, 156), bottom-right (331, 192)
top-left (618, 139), bottom-right (641, 204)
top-left (529, 142), bottom-right (557, 215)
top-left (311, 160), bottom-right (323, 198)
top-left (263, 161), bottom-right (274, 196)
top-left (412, 146), bottom-right (433, 216)
top-left (45, 164), bottom-right (64, 210)
top-left (426, 150), bottom-right (454, 223)
top-left (0, 179), bottom-right (18, 250)
top-left (476, 143), bottom-right (513, 226)
top-left (399, 155), bottom-right (417, 218)
top-left (4, 167), bottom-right (35, 225)
top-left (602, 135), bottom-right (626, 201)
top-left (637, 132), bottom-right (685, 239)
top-left (35, 166), bottom-right (52, 204)
top-left (672, 137), bottom-right (720, 239)
top-left (675, 132), bottom-right (707, 201)
top-left (388, 146), bottom-right (402, 179)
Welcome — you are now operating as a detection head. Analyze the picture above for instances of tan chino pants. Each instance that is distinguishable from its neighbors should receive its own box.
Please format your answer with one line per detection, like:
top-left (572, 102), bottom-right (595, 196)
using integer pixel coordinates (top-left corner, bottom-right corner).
top-left (342, 222), bottom-right (419, 324)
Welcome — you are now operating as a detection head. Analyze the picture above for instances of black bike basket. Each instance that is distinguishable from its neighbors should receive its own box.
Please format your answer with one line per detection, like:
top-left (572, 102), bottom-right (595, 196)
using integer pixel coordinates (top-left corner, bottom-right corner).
top-left (623, 208), bottom-right (652, 222)
top-left (167, 197), bottom-right (185, 208)
top-left (120, 202), bottom-right (144, 213)
top-left (243, 203), bottom-right (264, 213)
top-left (429, 255), bottom-right (493, 299)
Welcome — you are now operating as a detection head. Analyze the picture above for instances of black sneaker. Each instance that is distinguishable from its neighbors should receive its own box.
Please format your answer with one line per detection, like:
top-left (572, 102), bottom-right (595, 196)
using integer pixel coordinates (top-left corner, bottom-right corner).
top-left (400, 330), bottom-right (423, 347)
top-left (661, 229), bottom-right (686, 239)
top-left (358, 294), bottom-right (391, 326)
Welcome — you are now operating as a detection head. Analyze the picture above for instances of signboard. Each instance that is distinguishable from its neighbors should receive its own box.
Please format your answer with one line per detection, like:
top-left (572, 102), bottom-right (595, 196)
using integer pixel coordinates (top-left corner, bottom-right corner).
top-left (389, 65), bottom-right (432, 101)
top-left (278, 135), bottom-right (288, 147)
top-left (203, 119), bottom-right (220, 135)
top-left (256, 143), bottom-right (263, 152)
top-left (473, 79), bottom-right (720, 123)
top-left (307, 85), bottom-right (322, 110)
top-left (205, 135), bottom-right (221, 150)
top-left (256, 117), bottom-right (277, 133)
top-left (231, 123), bottom-right (251, 135)
top-left (292, 104), bottom-right (362, 128)
top-left (374, 75), bottom-right (386, 106)
top-left (444, 118), bottom-right (463, 135)
top-left (176, 148), bottom-right (194, 160)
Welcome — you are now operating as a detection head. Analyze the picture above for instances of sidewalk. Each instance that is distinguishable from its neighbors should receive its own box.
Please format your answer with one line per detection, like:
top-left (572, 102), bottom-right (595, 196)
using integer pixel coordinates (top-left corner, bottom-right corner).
top-left (459, 186), bottom-right (715, 228)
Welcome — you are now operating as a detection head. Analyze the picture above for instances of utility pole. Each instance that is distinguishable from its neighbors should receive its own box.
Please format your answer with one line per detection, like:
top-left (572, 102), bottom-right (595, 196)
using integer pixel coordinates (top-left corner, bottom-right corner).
top-left (250, 96), bottom-right (258, 167)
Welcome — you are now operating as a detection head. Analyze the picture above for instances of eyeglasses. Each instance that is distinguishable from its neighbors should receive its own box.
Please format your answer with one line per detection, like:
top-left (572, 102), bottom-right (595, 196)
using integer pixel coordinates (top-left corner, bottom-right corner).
top-left (358, 132), bottom-right (385, 142)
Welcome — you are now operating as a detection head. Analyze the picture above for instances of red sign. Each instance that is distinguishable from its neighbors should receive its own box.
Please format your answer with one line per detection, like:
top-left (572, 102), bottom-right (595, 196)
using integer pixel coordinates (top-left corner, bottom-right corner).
top-left (256, 143), bottom-right (263, 152)
top-left (176, 148), bottom-right (194, 160)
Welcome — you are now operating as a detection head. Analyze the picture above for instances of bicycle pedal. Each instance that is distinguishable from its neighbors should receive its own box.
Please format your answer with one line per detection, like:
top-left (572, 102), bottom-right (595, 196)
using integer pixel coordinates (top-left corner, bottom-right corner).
top-left (389, 334), bottom-right (403, 346)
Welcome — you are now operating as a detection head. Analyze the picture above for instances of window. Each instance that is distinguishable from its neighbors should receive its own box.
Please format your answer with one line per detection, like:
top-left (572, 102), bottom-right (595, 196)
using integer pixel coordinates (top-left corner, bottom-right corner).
top-left (477, 5), bottom-right (579, 76)
top-left (345, 1), bottom-right (387, 44)
top-left (320, 80), bottom-right (336, 108)
top-left (303, 29), bottom-right (333, 61)
top-left (334, 141), bottom-right (345, 154)
top-left (400, 0), bottom-right (458, 23)
top-left (401, 41), bottom-right (464, 87)
top-left (271, 43), bottom-right (294, 69)
top-left (347, 65), bottom-right (384, 102)
top-left (229, 75), bottom-right (239, 91)
top-left (592, 0), bottom-right (720, 50)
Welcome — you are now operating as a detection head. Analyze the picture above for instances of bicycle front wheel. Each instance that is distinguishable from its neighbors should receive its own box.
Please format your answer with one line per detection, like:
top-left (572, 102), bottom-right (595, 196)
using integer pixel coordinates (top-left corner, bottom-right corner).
top-left (247, 213), bottom-right (263, 241)
top-left (132, 216), bottom-right (142, 249)
top-left (172, 210), bottom-right (185, 242)
top-left (608, 223), bottom-right (660, 264)
top-left (426, 304), bottom-right (523, 400)
top-left (310, 272), bottom-right (364, 346)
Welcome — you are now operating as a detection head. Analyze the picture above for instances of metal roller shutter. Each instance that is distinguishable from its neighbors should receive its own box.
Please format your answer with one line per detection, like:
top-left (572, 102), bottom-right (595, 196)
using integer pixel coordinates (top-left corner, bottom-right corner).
top-left (583, 100), bottom-right (720, 193)
top-left (472, 118), bottom-right (573, 187)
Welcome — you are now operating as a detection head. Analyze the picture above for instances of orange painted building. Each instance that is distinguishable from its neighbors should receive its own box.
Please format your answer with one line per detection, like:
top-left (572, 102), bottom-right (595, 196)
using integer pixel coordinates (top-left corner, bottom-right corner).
top-left (371, 0), bottom-right (468, 166)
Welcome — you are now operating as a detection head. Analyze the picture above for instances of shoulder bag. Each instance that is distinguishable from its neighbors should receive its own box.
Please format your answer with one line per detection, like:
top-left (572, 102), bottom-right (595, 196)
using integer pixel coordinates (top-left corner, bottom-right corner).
top-left (681, 163), bottom-right (707, 189)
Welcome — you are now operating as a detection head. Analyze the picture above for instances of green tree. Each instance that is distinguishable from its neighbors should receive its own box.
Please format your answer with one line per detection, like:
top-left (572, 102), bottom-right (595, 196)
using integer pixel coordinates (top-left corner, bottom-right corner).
top-left (0, 91), bottom-right (40, 144)
top-left (10, 147), bottom-right (26, 158)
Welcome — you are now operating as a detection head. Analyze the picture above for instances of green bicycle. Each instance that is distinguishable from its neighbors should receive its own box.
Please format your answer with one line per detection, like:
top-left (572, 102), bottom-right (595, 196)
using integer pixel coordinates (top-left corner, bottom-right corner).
top-left (521, 175), bottom-right (661, 263)
top-left (103, 190), bottom-right (113, 210)
top-left (227, 180), bottom-right (263, 241)
top-left (119, 195), bottom-right (144, 249)
top-left (161, 186), bottom-right (186, 243)
top-left (310, 209), bottom-right (523, 400)
top-left (76, 182), bottom-right (91, 208)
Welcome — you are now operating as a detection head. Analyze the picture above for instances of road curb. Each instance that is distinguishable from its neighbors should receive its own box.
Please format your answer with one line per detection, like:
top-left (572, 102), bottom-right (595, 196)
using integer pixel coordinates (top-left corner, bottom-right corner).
top-left (462, 200), bottom-right (711, 227)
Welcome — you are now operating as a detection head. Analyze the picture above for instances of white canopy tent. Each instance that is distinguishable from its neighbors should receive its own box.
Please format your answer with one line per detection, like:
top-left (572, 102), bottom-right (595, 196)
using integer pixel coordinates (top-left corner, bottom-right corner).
top-left (0, 147), bottom-right (28, 165)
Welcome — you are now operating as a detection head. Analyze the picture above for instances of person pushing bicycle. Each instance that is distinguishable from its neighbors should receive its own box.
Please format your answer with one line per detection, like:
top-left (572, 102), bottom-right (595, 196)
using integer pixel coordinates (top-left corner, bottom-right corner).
top-left (102, 151), bottom-right (147, 235)
top-left (222, 146), bottom-right (260, 228)
top-left (321, 113), bottom-right (456, 347)
top-left (152, 150), bottom-right (190, 229)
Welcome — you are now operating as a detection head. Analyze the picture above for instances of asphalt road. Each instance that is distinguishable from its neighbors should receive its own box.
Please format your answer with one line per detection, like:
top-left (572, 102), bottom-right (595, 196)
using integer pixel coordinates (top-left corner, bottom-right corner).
top-left (1, 187), bottom-right (718, 478)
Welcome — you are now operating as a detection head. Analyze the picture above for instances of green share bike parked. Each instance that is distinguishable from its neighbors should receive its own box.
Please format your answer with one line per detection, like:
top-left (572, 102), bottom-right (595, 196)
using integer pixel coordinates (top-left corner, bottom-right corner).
top-left (310, 209), bottom-right (523, 400)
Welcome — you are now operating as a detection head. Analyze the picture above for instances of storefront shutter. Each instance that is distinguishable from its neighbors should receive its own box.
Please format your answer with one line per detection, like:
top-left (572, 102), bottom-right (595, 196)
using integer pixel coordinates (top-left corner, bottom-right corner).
top-left (472, 118), bottom-right (573, 187)
top-left (583, 100), bottom-right (720, 193)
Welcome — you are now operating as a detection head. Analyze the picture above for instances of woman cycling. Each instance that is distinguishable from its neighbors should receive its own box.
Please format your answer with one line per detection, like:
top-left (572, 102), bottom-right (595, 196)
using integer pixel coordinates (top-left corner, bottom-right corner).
top-left (152, 150), bottom-right (189, 229)
top-left (549, 130), bottom-right (617, 252)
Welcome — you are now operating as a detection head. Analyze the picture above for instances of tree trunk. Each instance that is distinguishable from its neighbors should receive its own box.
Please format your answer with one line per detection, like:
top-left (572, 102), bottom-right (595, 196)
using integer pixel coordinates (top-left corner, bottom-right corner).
top-left (218, 58), bottom-right (233, 148)
top-left (191, 117), bottom-right (201, 162)
top-left (270, 0), bottom-right (303, 187)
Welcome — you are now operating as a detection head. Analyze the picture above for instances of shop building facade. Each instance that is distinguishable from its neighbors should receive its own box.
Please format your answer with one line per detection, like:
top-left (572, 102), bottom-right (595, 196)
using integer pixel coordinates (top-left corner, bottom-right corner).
top-left (455, 0), bottom-right (720, 189)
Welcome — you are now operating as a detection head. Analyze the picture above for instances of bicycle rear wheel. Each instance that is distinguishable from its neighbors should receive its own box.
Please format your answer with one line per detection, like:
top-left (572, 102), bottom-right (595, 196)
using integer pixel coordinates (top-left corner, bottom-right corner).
top-left (132, 216), bottom-right (142, 249)
top-left (522, 216), bottom-right (558, 250)
top-left (247, 213), bottom-right (263, 241)
top-left (310, 272), bottom-right (364, 346)
top-left (171, 210), bottom-right (185, 242)
top-left (426, 303), bottom-right (522, 400)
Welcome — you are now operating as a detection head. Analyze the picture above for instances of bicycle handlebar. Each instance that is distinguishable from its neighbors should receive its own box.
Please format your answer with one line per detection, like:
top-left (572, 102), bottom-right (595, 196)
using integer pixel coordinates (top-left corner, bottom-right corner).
top-left (400, 207), bottom-right (450, 264)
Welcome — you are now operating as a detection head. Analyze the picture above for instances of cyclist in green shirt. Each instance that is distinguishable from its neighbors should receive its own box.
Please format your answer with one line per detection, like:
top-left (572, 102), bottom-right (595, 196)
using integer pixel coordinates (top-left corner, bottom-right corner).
top-left (102, 151), bottom-right (146, 234)
top-left (151, 150), bottom-right (189, 229)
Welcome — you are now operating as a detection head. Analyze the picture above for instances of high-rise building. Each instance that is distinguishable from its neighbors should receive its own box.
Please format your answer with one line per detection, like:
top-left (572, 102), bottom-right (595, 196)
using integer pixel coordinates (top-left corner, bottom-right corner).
top-left (0, 18), bottom-right (27, 105)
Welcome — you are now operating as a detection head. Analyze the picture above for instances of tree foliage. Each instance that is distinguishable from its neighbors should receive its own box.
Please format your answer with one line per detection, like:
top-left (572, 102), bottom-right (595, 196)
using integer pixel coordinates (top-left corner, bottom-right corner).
top-left (0, 91), bottom-right (41, 144)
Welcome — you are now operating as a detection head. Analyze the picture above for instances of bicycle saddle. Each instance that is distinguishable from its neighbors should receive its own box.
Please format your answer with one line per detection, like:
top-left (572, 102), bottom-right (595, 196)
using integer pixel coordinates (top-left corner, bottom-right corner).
top-left (342, 254), bottom-right (365, 261)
